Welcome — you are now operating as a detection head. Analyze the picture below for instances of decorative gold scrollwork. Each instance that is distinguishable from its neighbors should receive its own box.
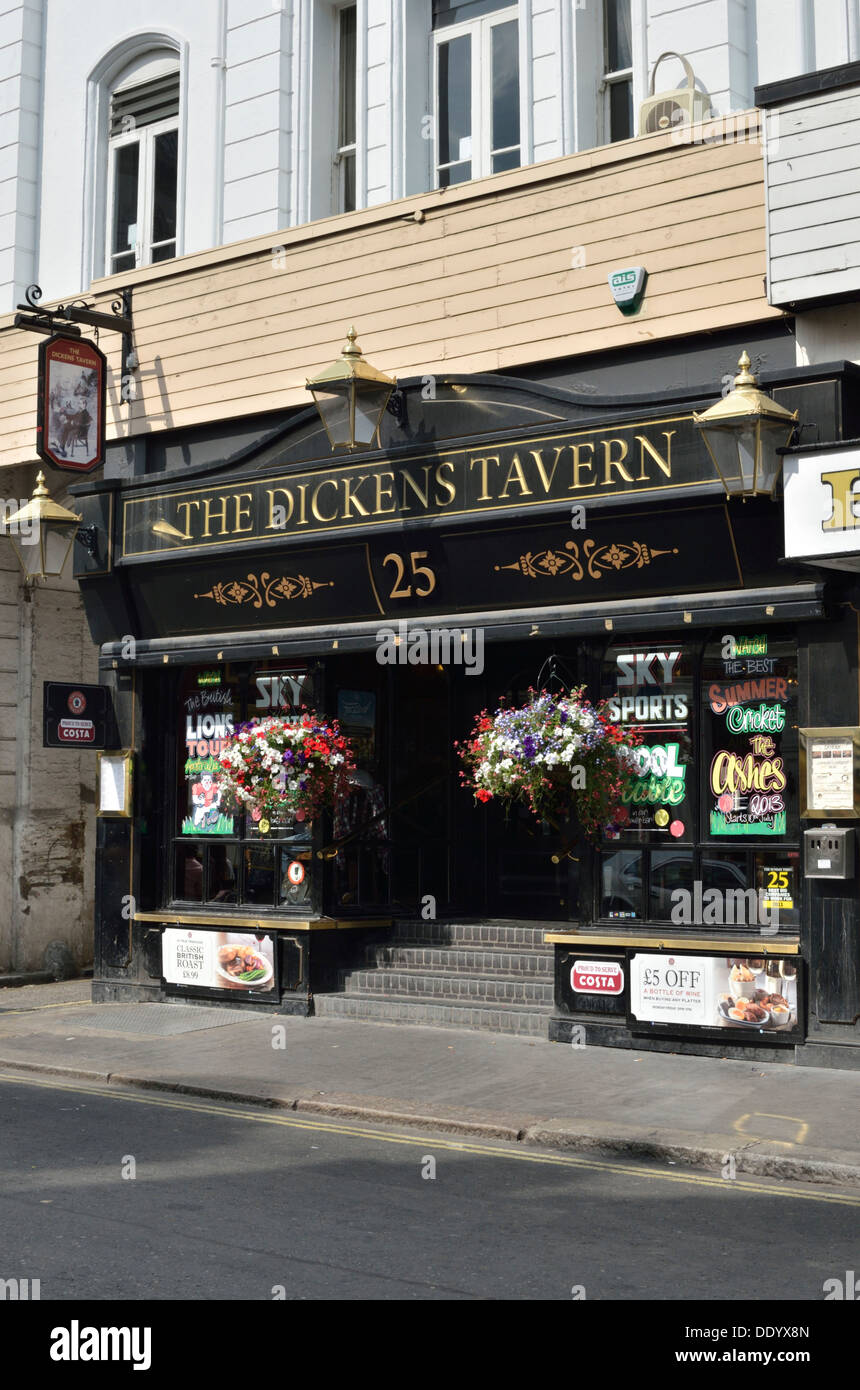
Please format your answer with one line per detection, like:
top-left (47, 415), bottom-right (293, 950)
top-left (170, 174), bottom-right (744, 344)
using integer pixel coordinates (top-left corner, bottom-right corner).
top-left (494, 538), bottom-right (677, 583)
top-left (195, 572), bottom-right (333, 609)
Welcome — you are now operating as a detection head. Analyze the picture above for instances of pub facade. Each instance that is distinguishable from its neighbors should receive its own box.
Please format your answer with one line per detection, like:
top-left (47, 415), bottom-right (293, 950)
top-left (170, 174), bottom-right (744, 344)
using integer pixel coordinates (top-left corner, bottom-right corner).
top-left (70, 329), bottom-right (860, 1068)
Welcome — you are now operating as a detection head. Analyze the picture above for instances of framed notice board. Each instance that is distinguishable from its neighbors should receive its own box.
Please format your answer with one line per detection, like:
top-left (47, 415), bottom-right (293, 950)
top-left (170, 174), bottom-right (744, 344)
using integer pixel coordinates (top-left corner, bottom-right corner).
top-left (799, 728), bottom-right (860, 818)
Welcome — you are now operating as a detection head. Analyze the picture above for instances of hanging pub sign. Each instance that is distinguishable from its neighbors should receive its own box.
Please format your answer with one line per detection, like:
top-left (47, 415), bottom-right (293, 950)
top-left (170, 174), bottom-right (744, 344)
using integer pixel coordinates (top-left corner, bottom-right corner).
top-left (36, 334), bottom-right (107, 473)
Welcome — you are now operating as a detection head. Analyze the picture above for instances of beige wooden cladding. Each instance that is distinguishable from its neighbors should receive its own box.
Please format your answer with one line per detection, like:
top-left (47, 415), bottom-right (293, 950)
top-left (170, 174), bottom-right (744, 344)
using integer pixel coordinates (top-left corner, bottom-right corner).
top-left (0, 115), bottom-right (779, 470)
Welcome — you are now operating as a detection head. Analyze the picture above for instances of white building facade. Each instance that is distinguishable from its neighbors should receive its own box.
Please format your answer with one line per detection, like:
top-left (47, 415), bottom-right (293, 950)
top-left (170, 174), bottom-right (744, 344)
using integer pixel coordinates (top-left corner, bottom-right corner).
top-left (2, 0), bottom-right (859, 312)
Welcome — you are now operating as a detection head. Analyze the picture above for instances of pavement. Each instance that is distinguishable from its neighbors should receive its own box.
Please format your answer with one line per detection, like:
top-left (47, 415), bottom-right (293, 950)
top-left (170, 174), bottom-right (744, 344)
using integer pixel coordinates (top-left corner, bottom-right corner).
top-left (2, 978), bottom-right (860, 1187)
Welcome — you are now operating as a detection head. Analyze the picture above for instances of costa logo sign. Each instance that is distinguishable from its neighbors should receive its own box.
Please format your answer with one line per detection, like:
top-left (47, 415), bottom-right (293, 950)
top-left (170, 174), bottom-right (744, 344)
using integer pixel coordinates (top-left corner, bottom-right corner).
top-left (571, 960), bottom-right (624, 995)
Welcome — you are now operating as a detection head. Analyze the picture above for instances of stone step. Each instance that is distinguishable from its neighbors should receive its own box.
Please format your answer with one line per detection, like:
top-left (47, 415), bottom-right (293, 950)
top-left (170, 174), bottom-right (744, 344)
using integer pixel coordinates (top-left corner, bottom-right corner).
top-left (341, 967), bottom-right (555, 1006)
top-left (390, 920), bottom-right (553, 949)
top-left (367, 942), bottom-right (553, 975)
top-left (313, 991), bottom-right (551, 1036)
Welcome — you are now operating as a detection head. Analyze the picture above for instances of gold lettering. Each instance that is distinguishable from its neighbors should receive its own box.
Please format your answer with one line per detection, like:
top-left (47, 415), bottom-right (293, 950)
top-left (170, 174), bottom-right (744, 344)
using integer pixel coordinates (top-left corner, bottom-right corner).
top-left (311, 478), bottom-right (339, 523)
top-left (374, 471), bottom-right (397, 515)
top-left (530, 446), bottom-right (564, 494)
top-left (174, 500), bottom-right (200, 538)
top-left (296, 482), bottom-right (309, 526)
top-left (233, 492), bottom-right (254, 534)
top-left (569, 442), bottom-right (595, 490)
top-left (265, 487), bottom-right (293, 529)
top-left (342, 475), bottom-right (371, 518)
top-left (602, 439), bottom-right (634, 486)
top-left (636, 431), bottom-right (675, 481)
top-left (499, 453), bottom-right (533, 499)
top-left (469, 456), bottom-right (497, 502)
top-left (399, 465), bottom-right (432, 512)
top-left (434, 460), bottom-right (457, 506)
top-left (821, 467), bottom-right (860, 532)
top-left (202, 495), bottom-right (230, 537)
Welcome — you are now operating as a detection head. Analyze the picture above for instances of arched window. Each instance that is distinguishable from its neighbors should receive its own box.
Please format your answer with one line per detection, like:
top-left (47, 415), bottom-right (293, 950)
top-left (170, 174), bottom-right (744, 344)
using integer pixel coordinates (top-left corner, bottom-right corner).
top-left (105, 50), bottom-right (180, 274)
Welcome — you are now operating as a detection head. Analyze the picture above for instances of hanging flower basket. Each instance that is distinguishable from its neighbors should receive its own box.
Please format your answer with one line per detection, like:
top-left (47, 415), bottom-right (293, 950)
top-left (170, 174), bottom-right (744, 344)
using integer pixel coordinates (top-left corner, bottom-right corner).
top-left (218, 712), bottom-right (355, 826)
top-left (456, 686), bottom-right (641, 843)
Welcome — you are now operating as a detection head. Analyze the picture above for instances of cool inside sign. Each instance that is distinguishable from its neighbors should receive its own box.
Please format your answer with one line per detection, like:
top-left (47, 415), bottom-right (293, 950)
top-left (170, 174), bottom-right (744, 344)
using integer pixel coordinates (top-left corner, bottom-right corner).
top-left (608, 267), bottom-right (647, 314)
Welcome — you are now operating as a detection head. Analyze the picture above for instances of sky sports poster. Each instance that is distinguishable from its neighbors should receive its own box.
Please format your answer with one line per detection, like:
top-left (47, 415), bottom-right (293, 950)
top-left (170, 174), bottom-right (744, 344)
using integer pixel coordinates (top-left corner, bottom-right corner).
top-left (603, 645), bottom-right (694, 841)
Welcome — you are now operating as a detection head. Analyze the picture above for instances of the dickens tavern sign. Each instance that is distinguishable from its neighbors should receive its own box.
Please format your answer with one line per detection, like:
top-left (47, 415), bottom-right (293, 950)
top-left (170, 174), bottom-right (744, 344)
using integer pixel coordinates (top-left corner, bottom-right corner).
top-left (122, 414), bottom-right (712, 557)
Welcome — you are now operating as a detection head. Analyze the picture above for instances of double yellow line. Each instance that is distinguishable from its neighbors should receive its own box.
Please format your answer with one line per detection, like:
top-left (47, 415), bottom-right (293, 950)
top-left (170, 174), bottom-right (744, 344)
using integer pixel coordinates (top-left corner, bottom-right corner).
top-left (2, 1069), bottom-right (859, 1208)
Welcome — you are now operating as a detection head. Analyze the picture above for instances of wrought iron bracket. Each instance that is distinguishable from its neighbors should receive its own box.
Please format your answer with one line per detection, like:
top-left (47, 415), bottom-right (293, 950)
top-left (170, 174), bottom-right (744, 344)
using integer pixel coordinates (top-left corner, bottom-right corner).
top-left (75, 525), bottom-right (100, 558)
top-left (385, 388), bottom-right (407, 426)
top-left (14, 284), bottom-right (133, 339)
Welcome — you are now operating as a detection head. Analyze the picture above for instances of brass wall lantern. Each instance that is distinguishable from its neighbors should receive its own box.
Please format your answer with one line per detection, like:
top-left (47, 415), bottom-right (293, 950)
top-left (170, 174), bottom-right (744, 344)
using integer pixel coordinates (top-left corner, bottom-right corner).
top-left (306, 326), bottom-right (396, 451)
top-left (694, 352), bottom-right (798, 498)
top-left (1, 470), bottom-right (94, 583)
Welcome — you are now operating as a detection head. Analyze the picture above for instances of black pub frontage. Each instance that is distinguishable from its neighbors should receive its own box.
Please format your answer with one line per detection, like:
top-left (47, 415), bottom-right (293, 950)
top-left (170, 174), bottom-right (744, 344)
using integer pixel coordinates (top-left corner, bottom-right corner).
top-left (71, 336), bottom-right (860, 1068)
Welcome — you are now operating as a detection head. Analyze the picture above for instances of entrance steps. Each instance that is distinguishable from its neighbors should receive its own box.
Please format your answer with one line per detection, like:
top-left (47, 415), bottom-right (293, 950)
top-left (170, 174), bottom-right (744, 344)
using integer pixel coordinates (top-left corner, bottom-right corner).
top-left (313, 919), bottom-right (555, 1036)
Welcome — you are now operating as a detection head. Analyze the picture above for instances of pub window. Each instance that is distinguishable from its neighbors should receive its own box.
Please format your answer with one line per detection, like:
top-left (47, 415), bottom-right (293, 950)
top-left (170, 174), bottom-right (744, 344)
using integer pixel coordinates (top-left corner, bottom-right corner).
top-left (106, 54), bottom-right (180, 274)
top-left (433, 5), bottom-right (520, 188)
top-left (335, 5), bottom-right (358, 213)
top-left (598, 635), bottom-right (799, 930)
top-left (600, 640), bottom-right (695, 922)
top-left (173, 664), bottom-right (315, 911)
top-left (603, 0), bottom-right (633, 143)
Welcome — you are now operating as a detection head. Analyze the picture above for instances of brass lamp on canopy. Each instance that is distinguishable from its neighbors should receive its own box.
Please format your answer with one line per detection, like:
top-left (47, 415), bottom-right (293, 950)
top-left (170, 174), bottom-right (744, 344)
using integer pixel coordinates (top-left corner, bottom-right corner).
top-left (2, 470), bottom-right (83, 583)
top-left (694, 352), bottom-right (798, 498)
top-left (306, 326), bottom-right (396, 451)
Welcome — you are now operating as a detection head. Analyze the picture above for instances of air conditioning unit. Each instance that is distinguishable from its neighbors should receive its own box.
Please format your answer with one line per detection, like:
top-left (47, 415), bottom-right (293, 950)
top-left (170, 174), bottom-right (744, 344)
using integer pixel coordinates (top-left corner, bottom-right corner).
top-left (638, 51), bottom-right (712, 136)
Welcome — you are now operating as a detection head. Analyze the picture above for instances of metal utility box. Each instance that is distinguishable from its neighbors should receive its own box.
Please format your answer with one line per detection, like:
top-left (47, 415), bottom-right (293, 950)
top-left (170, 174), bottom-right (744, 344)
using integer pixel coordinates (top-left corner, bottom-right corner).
top-left (804, 825), bottom-right (855, 879)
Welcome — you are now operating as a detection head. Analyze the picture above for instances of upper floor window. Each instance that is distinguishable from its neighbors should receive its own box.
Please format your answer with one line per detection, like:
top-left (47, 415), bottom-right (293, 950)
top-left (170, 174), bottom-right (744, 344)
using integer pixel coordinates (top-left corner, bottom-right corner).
top-left (107, 55), bottom-right (179, 274)
top-left (335, 5), bottom-right (357, 213)
top-left (603, 0), bottom-right (633, 142)
top-left (434, 5), bottom-right (520, 187)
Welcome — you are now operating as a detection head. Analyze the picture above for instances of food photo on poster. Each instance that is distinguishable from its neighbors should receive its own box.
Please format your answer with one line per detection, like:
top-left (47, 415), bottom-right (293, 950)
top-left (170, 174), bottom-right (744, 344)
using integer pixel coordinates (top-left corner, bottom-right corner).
top-left (162, 928), bottom-right (276, 995)
top-left (630, 952), bottom-right (800, 1037)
